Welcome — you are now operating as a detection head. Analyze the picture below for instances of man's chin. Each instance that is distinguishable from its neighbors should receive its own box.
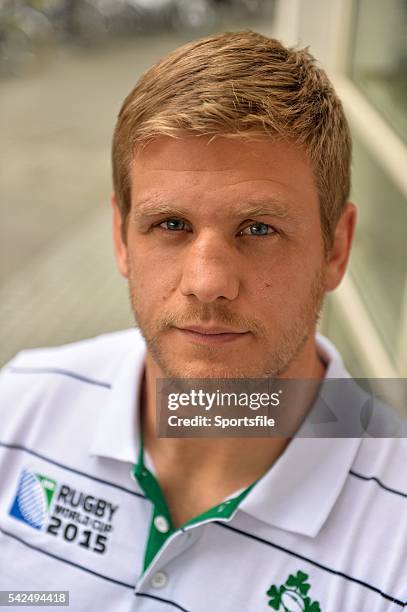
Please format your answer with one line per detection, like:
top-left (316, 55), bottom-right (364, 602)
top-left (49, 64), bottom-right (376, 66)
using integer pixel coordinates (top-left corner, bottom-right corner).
top-left (149, 351), bottom-right (271, 379)
top-left (159, 365), bottom-right (257, 379)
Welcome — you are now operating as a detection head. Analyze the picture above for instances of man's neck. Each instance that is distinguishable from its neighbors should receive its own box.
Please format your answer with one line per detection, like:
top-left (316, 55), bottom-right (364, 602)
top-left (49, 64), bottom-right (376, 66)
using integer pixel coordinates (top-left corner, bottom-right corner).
top-left (140, 335), bottom-right (326, 528)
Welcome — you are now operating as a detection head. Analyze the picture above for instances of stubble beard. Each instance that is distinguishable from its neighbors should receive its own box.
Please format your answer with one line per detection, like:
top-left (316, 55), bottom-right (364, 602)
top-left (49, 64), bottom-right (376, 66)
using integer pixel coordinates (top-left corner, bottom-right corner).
top-left (127, 265), bottom-right (326, 379)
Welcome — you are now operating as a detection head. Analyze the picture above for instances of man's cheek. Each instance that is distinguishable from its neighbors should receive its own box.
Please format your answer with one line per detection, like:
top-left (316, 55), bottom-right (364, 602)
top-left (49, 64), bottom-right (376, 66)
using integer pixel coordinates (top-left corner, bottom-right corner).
top-left (130, 276), bottom-right (174, 316)
top-left (251, 277), bottom-right (290, 306)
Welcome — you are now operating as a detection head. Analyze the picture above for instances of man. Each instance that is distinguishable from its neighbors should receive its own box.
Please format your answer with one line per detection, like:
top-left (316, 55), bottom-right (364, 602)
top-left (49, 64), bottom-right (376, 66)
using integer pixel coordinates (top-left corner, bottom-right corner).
top-left (0, 31), bottom-right (406, 611)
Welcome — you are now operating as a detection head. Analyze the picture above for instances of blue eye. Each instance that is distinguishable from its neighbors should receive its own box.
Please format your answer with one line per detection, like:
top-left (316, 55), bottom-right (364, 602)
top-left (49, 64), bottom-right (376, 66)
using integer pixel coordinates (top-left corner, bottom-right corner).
top-left (159, 218), bottom-right (186, 231)
top-left (241, 222), bottom-right (274, 236)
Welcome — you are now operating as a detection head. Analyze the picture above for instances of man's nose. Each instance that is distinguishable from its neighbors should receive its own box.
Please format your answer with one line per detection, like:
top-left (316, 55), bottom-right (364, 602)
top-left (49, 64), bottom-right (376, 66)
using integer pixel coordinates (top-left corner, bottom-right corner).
top-left (179, 231), bottom-right (240, 303)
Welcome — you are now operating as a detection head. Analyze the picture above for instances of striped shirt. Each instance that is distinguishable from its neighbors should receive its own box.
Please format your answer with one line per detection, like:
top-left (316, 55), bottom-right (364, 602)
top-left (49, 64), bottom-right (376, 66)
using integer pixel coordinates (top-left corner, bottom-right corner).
top-left (0, 329), bottom-right (406, 611)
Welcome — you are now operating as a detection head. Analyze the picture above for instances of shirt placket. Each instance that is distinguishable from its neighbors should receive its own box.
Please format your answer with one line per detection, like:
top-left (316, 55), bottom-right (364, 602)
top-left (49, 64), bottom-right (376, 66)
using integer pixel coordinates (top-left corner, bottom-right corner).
top-left (132, 435), bottom-right (257, 574)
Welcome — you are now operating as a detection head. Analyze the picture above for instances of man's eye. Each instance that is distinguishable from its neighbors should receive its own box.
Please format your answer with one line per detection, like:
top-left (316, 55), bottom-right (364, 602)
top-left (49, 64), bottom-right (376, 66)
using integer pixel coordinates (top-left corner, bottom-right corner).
top-left (158, 218), bottom-right (187, 231)
top-left (239, 222), bottom-right (275, 236)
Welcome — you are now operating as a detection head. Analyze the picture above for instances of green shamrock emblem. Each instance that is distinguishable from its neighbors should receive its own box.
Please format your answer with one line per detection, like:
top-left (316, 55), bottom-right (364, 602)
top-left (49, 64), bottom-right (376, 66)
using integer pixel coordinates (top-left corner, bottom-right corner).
top-left (266, 570), bottom-right (321, 611)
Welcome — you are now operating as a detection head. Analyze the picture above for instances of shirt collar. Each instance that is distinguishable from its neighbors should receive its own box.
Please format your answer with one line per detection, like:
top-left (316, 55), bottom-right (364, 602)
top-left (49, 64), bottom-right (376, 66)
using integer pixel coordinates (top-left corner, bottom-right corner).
top-left (239, 332), bottom-right (362, 537)
top-left (89, 328), bottom-right (146, 464)
top-left (239, 436), bottom-right (361, 537)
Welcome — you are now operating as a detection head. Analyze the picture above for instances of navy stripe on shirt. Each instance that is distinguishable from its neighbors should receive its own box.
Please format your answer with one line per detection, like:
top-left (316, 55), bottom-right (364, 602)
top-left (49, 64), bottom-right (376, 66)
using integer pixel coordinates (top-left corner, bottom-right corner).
top-left (215, 522), bottom-right (405, 607)
top-left (349, 469), bottom-right (407, 499)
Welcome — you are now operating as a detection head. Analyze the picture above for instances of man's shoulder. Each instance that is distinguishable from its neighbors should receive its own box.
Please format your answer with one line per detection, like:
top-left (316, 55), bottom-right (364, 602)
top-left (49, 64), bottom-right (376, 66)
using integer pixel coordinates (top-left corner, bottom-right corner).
top-left (0, 328), bottom-right (145, 398)
top-left (2, 327), bottom-right (143, 368)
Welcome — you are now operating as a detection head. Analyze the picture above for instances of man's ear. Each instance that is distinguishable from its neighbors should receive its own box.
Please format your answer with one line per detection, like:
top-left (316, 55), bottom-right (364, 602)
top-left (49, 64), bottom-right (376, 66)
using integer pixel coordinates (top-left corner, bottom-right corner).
top-left (111, 193), bottom-right (129, 279)
top-left (325, 202), bottom-right (357, 292)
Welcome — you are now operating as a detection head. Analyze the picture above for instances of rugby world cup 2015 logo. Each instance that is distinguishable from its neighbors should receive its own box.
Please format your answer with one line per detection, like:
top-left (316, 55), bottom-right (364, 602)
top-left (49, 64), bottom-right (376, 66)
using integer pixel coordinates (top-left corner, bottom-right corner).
top-left (9, 469), bottom-right (57, 530)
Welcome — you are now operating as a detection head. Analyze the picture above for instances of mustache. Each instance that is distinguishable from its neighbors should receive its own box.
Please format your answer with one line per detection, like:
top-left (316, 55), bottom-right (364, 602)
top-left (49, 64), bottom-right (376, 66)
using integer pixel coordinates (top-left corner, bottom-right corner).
top-left (156, 306), bottom-right (265, 335)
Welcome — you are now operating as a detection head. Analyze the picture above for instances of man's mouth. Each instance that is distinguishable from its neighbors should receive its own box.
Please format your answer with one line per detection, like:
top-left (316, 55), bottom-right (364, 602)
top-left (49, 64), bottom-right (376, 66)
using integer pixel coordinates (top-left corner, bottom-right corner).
top-left (175, 325), bottom-right (250, 345)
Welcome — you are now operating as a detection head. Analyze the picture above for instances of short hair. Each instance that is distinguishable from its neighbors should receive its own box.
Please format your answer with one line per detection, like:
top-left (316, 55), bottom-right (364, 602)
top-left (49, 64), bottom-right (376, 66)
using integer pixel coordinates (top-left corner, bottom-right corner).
top-left (112, 30), bottom-right (352, 250)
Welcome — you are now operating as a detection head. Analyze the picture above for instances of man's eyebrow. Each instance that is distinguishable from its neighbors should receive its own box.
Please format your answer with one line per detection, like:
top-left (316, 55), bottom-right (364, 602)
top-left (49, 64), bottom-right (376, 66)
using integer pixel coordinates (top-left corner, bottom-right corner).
top-left (131, 201), bottom-right (190, 222)
top-left (234, 201), bottom-right (292, 219)
top-left (131, 197), bottom-right (294, 222)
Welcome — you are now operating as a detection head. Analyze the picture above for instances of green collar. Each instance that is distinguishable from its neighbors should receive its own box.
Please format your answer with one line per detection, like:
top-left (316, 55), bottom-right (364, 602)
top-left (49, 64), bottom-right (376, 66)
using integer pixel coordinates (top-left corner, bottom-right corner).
top-left (133, 433), bottom-right (257, 571)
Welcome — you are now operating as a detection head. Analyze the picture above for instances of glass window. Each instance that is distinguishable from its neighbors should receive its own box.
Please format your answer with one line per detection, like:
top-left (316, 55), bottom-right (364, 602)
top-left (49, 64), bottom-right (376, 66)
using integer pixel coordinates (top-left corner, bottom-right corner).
top-left (322, 298), bottom-right (371, 377)
top-left (348, 0), bottom-right (407, 142)
top-left (349, 133), bottom-right (407, 359)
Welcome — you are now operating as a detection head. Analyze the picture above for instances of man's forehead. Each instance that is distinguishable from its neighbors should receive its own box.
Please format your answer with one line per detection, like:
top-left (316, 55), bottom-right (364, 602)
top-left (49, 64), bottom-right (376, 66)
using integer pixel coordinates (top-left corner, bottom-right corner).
top-left (131, 134), bottom-right (312, 172)
top-left (129, 136), bottom-right (319, 220)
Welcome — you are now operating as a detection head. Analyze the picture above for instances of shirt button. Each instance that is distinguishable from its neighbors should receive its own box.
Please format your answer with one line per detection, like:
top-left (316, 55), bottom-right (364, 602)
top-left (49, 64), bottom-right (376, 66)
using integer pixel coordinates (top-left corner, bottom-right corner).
top-left (150, 571), bottom-right (168, 589)
top-left (154, 515), bottom-right (169, 533)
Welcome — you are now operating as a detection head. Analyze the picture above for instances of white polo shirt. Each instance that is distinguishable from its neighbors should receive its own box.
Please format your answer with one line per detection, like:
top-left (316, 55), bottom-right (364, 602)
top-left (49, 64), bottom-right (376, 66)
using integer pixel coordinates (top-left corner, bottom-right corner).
top-left (0, 329), bottom-right (406, 611)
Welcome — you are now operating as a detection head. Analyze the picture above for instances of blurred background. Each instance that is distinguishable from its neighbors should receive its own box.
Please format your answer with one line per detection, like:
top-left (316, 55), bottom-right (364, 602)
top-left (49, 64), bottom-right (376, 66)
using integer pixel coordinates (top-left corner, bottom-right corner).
top-left (0, 0), bottom-right (406, 381)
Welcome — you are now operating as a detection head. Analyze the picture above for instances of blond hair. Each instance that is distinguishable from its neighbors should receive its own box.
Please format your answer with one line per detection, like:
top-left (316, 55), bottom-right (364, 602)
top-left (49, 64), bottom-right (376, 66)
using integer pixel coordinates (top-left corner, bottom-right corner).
top-left (112, 30), bottom-right (352, 250)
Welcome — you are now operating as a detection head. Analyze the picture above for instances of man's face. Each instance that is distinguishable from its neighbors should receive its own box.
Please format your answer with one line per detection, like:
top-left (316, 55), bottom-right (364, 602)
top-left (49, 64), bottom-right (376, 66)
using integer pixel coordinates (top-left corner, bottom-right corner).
top-left (114, 136), bottom-right (331, 378)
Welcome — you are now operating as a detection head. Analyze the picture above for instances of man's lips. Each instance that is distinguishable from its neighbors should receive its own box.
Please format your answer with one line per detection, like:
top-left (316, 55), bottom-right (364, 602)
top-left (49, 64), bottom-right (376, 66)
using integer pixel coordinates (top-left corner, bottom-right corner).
top-left (175, 325), bottom-right (250, 344)
top-left (179, 325), bottom-right (248, 334)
